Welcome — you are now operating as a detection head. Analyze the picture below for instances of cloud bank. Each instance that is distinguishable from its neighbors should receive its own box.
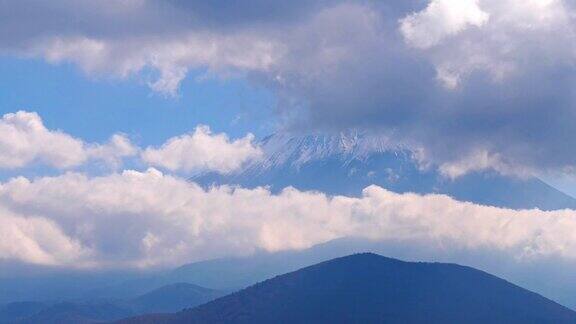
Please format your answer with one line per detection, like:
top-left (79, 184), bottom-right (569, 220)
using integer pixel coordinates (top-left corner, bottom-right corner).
top-left (2, 169), bottom-right (576, 268)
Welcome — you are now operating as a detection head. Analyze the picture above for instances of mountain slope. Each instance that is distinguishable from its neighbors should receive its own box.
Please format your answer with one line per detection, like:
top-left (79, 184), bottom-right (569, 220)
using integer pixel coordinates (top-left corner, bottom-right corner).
top-left (119, 253), bottom-right (576, 324)
top-left (123, 237), bottom-right (576, 309)
top-left (194, 132), bottom-right (576, 210)
top-left (18, 302), bottom-right (131, 324)
top-left (10, 283), bottom-right (223, 324)
top-left (0, 302), bottom-right (46, 324)
top-left (130, 283), bottom-right (223, 314)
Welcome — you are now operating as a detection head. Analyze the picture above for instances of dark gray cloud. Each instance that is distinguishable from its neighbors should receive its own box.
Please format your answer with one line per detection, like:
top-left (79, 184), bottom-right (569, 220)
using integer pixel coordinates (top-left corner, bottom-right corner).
top-left (252, 0), bottom-right (576, 176)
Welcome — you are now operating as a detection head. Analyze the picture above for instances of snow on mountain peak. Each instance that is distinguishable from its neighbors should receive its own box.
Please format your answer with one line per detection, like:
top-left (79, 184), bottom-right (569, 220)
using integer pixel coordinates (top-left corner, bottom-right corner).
top-left (253, 131), bottom-right (404, 171)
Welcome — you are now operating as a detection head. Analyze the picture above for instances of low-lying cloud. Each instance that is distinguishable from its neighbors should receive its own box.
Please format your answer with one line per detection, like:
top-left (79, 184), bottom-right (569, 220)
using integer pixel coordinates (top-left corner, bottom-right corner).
top-left (2, 169), bottom-right (576, 269)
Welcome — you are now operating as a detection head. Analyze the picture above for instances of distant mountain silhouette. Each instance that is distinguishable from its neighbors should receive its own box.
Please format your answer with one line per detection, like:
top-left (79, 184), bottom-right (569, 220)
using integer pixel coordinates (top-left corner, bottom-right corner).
top-left (4, 283), bottom-right (223, 324)
top-left (18, 302), bottom-right (130, 324)
top-left (119, 253), bottom-right (576, 324)
top-left (0, 302), bottom-right (46, 324)
top-left (130, 283), bottom-right (223, 314)
top-left (195, 132), bottom-right (576, 210)
top-left (101, 237), bottom-right (576, 310)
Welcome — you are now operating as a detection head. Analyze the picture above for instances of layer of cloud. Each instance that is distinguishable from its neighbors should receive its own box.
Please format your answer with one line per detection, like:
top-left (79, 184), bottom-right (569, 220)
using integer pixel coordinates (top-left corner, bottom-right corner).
top-left (2, 169), bottom-right (576, 269)
top-left (142, 125), bottom-right (262, 174)
top-left (3, 1), bottom-right (576, 176)
top-left (0, 111), bottom-right (136, 169)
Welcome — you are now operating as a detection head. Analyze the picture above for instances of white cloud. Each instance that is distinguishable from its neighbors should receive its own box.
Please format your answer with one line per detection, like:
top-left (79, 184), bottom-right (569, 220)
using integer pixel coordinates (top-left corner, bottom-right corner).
top-left (400, 0), bottom-right (489, 49)
top-left (434, 148), bottom-right (535, 179)
top-left (2, 169), bottom-right (576, 269)
top-left (142, 125), bottom-right (262, 174)
top-left (0, 111), bottom-right (137, 169)
top-left (0, 111), bottom-right (86, 168)
top-left (400, 0), bottom-right (576, 88)
top-left (6, 2), bottom-right (369, 96)
top-left (33, 33), bottom-right (282, 95)
top-left (0, 111), bottom-right (263, 174)
top-left (87, 134), bottom-right (139, 169)
top-left (0, 208), bottom-right (86, 266)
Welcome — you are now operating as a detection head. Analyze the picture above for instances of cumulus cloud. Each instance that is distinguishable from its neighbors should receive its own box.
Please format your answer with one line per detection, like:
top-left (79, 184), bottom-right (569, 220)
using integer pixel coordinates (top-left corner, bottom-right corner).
top-left (3, 1), bottom-right (576, 176)
top-left (0, 111), bottom-right (87, 168)
top-left (1, 169), bottom-right (576, 268)
top-left (142, 125), bottom-right (262, 174)
top-left (400, 0), bottom-right (489, 50)
top-left (0, 111), bottom-right (136, 169)
top-left (87, 134), bottom-right (139, 169)
top-left (0, 110), bottom-right (261, 174)
top-left (0, 208), bottom-right (86, 265)
top-left (401, 0), bottom-right (576, 88)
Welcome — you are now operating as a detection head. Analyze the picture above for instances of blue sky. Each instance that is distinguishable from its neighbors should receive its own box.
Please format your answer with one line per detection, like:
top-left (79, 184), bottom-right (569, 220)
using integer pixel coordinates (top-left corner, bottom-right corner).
top-left (0, 57), bottom-right (276, 145)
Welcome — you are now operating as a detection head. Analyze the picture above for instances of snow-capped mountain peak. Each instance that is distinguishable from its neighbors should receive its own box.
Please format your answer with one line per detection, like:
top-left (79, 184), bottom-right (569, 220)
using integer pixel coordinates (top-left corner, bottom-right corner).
top-left (193, 131), bottom-right (576, 211)
top-left (254, 131), bottom-right (404, 171)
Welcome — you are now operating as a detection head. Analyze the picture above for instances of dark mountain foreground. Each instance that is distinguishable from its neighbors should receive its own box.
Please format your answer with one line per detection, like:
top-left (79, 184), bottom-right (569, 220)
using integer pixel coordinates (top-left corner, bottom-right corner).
top-left (110, 238), bottom-right (576, 310)
top-left (119, 253), bottom-right (576, 324)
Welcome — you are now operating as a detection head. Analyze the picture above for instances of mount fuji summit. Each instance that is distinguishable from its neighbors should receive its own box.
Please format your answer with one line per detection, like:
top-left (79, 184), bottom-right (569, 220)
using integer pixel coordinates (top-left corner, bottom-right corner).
top-left (194, 132), bottom-right (576, 211)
